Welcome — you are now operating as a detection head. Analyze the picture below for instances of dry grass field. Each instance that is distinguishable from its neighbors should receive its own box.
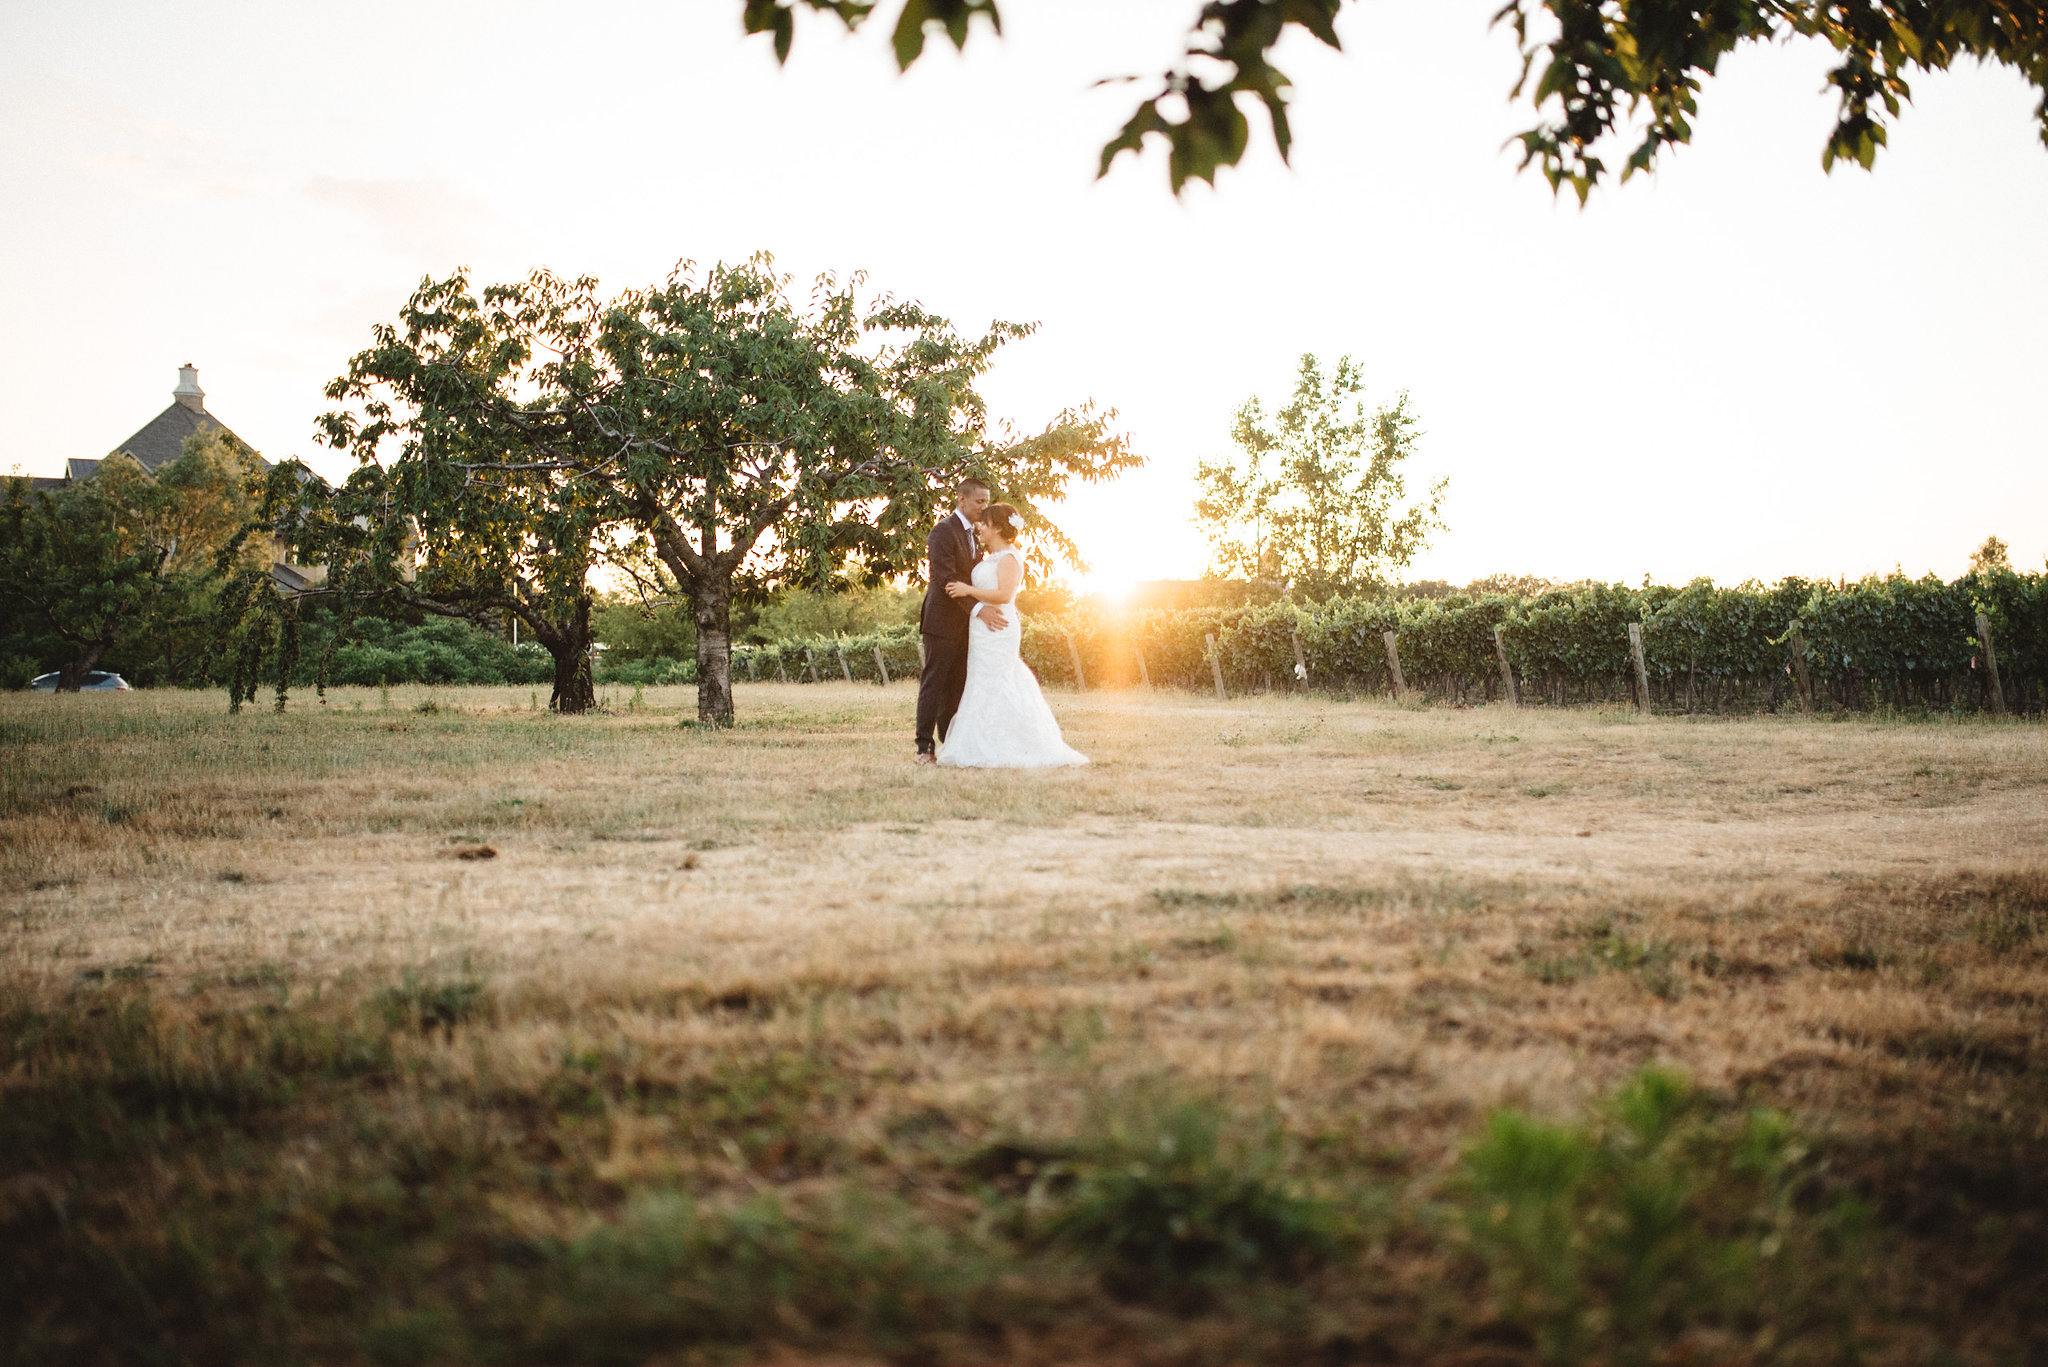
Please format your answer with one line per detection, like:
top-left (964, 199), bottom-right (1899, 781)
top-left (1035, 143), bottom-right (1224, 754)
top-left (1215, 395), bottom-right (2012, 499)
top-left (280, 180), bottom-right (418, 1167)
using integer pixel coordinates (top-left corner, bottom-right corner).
top-left (3, 682), bottom-right (2045, 1366)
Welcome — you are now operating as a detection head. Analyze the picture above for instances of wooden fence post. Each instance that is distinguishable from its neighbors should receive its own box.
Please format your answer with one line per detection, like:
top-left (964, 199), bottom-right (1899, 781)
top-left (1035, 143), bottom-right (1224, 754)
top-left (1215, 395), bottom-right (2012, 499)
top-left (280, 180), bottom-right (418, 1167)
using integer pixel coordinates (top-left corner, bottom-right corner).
top-left (834, 645), bottom-right (854, 684)
top-left (775, 655), bottom-right (788, 684)
top-left (803, 647), bottom-right (817, 684)
top-left (1786, 620), bottom-right (1813, 713)
top-left (1204, 633), bottom-right (1227, 700)
top-left (1134, 646), bottom-right (1150, 689)
top-left (1062, 629), bottom-right (1087, 691)
top-left (1627, 623), bottom-right (1651, 713)
top-left (1977, 612), bottom-right (2007, 716)
top-left (1290, 629), bottom-right (1308, 689)
top-left (1381, 631), bottom-right (1407, 700)
top-left (873, 644), bottom-right (890, 687)
top-left (744, 652), bottom-right (757, 682)
top-left (1492, 623), bottom-right (1517, 706)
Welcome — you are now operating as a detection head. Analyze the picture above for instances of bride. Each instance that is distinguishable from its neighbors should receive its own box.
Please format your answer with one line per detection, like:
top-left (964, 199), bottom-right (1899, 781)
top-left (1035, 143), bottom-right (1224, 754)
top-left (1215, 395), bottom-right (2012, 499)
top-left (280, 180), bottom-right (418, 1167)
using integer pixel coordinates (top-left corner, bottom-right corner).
top-left (936, 503), bottom-right (1089, 769)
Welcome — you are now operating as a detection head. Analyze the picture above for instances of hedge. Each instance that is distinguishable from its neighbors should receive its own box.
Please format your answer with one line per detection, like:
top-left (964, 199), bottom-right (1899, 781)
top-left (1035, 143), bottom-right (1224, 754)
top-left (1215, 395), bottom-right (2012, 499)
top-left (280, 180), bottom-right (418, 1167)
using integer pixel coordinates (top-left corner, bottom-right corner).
top-left (320, 618), bottom-right (553, 688)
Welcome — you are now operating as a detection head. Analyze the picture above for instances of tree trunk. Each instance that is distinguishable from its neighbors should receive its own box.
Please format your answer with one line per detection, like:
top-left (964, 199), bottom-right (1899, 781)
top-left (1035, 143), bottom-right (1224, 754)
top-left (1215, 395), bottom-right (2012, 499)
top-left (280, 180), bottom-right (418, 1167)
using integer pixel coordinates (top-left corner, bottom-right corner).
top-left (694, 576), bottom-right (734, 728)
top-left (549, 645), bottom-right (594, 714)
top-left (539, 596), bottom-right (596, 714)
top-left (57, 640), bottom-right (110, 692)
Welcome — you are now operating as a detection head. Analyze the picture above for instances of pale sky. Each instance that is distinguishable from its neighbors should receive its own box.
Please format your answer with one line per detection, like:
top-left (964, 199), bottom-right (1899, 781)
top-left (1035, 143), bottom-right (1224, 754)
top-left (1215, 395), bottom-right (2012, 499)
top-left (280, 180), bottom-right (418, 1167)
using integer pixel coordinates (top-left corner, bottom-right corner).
top-left (3, 0), bottom-right (2043, 592)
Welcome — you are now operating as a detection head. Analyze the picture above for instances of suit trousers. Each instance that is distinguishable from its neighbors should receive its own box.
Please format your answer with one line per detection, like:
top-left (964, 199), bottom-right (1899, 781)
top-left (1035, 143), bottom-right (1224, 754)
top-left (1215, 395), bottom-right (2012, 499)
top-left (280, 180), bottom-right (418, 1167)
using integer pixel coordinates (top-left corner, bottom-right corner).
top-left (915, 631), bottom-right (970, 754)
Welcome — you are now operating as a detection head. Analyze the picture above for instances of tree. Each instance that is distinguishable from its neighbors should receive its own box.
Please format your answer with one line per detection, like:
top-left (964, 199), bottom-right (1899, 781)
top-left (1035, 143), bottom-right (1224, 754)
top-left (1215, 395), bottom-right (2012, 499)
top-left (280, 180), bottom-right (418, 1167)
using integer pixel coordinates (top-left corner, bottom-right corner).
top-left (592, 259), bottom-right (1134, 725)
top-left (251, 459), bottom-right (608, 714)
top-left (284, 257), bottom-right (1135, 727)
top-left (1971, 535), bottom-right (2012, 574)
top-left (277, 271), bottom-right (631, 714)
top-left (1194, 354), bottom-right (1444, 599)
top-left (1, 435), bottom-right (256, 690)
top-left (735, 0), bottom-right (2048, 195)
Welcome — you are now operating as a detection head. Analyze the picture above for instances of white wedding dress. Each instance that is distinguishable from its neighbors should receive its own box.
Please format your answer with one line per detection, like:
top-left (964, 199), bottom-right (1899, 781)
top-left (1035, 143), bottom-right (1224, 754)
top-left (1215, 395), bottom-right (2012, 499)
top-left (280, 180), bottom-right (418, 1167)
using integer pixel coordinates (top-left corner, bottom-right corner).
top-left (938, 549), bottom-right (1089, 769)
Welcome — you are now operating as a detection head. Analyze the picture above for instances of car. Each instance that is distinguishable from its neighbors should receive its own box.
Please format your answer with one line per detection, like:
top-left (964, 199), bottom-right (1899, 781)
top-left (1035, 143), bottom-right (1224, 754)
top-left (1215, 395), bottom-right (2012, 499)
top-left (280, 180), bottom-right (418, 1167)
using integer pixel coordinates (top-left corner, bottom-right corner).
top-left (28, 671), bottom-right (132, 691)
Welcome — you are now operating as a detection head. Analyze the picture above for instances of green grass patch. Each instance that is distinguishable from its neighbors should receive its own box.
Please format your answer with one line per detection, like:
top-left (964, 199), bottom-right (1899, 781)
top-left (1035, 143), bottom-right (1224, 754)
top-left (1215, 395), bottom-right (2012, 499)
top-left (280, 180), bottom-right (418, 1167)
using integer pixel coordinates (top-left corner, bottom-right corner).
top-left (1521, 915), bottom-right (1684, 999)
top-left (1457, 1069), bottom-right (1867, 1366)
top-left (1011, 1081), bottom-right (1341, 1305)
top-left (375, 972), bottom-right (489, 1035)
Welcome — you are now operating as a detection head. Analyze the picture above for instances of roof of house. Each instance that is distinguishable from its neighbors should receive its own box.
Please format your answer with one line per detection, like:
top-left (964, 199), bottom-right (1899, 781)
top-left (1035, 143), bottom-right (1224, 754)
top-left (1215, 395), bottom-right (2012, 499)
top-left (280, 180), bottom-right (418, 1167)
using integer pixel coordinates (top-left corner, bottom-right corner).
top-left (110, 397), bottom-right (257, 473)
top-left (25, 367), bottom-right (269, 488)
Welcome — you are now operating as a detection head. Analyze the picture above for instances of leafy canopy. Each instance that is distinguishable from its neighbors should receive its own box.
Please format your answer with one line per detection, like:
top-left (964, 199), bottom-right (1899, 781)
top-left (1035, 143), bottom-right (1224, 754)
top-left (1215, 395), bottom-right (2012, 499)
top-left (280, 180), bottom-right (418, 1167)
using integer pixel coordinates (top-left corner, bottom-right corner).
top-left (2, 434), bottom-right (259, 689)
top-left (224, 270), bottom-right (629, 713)
top-left (737, 0), bottom-right (2048, 195)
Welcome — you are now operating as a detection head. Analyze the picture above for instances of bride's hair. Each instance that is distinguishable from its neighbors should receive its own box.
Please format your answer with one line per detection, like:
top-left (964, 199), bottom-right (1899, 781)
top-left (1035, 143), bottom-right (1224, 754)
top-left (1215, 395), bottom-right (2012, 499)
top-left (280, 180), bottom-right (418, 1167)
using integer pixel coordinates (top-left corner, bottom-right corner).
top-left (979, 503), bottom-right (1024, 543)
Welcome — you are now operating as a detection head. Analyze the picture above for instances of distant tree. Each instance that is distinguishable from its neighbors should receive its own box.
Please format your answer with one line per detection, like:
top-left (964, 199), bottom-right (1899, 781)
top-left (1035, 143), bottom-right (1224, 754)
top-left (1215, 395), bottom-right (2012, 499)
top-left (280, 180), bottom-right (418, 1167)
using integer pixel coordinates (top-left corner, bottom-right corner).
top-left (1463, 572), bottom-right (1580, 599)
top-left (1, 436), bottom-right (256, 690)
top-left (1970, 535), bottom-right (2012, 574)
top-left (735, 584), bottom-right (921, 643)
top-left (736, 0), bottom-right (2048, 195)
top-left (1101, 578), bottom-right (1272, 612)
top-left (1194, 354), bottom-right (1444, 599)
top-left (593, 595), bottom-right (698, 662)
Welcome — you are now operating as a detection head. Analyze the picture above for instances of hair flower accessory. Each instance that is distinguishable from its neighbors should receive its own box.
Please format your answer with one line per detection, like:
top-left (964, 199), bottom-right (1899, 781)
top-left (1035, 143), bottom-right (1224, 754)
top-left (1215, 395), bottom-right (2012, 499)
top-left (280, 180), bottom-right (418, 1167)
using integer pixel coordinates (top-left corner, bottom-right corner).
top-left (1006, 513), bottom-right (1024, 531)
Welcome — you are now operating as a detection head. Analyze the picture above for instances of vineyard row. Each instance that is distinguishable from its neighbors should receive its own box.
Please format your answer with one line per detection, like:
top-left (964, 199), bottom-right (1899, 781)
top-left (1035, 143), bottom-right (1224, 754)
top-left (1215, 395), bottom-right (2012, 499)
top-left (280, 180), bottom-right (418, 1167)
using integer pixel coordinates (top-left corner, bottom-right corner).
top-left (728, 572), bottom-right (2048, 714)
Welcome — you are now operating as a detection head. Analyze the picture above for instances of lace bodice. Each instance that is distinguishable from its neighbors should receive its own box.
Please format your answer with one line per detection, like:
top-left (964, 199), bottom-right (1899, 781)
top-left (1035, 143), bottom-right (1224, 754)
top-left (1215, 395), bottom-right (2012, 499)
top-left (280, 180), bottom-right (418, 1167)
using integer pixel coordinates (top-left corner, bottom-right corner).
top-left (971, 547), bottom-right (1020, 593)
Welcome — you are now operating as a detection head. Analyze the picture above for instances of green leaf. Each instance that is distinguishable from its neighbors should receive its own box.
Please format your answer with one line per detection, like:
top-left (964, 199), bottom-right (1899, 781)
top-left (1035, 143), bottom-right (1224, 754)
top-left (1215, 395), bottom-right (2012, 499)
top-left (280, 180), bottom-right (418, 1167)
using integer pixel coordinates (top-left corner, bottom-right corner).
top-left (891, 0), bottom-right (929, 69)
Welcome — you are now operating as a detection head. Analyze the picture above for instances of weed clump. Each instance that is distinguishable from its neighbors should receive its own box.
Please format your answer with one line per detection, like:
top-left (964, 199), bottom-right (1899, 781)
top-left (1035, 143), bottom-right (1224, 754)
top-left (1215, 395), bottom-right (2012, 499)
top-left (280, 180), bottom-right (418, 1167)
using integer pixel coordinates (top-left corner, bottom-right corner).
top-left (375, 973), bottom-right (488, 1035)
top-left (1033, 1084), bottom-right (1338, 1303)
top-left (1458, 1068), bottom-right (1867, 1365)
top-left (1521, 916), bottom-right (1683, 999)
top-left (1960, 870), bottom-right (2048, 953)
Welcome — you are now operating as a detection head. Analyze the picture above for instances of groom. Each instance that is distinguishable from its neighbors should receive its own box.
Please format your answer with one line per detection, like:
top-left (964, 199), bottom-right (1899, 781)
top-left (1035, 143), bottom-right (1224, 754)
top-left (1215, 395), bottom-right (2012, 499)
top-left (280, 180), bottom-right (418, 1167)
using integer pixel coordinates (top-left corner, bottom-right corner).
top-left (916, 477), bottom-right (1001, 763)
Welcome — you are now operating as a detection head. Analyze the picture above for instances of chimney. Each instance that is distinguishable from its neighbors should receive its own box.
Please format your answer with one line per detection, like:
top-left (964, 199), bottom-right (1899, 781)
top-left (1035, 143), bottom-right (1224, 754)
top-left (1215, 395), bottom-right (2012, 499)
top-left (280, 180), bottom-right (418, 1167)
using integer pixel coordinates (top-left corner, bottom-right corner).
top-left (173, 363), bottom-right (205, 412)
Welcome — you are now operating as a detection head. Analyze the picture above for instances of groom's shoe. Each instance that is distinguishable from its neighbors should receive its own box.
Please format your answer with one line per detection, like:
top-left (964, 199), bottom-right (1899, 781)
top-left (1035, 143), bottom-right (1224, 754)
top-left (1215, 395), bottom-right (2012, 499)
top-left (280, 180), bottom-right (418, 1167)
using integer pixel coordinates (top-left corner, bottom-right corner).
top-left (914, 752), bottom-right (937, 766)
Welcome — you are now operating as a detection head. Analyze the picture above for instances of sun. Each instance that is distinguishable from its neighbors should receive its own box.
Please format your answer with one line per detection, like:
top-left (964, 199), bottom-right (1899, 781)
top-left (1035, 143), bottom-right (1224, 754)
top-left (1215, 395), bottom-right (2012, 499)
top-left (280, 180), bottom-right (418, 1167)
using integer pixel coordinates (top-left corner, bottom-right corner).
top-left (1083, 572), bottom-right (1140, 607)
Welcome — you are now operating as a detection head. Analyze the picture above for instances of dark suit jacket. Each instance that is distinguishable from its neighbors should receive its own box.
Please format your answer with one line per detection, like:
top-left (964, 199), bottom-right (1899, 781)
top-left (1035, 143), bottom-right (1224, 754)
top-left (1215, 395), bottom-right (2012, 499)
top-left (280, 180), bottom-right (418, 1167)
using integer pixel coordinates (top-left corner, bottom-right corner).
top-left (920, 513), bottom-right (981, 639)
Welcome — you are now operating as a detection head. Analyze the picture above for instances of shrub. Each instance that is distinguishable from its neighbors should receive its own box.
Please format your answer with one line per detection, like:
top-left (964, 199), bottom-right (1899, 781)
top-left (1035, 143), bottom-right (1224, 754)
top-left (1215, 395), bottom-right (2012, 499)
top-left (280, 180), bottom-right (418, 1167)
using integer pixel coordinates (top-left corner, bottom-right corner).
top-left (598, 654), bottom-right (695, 686)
